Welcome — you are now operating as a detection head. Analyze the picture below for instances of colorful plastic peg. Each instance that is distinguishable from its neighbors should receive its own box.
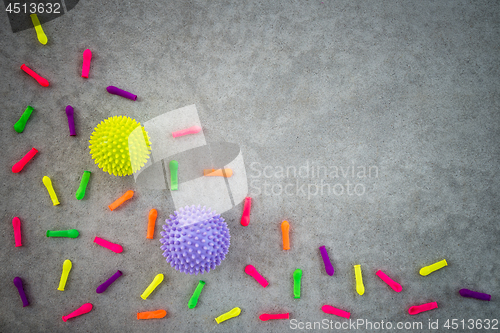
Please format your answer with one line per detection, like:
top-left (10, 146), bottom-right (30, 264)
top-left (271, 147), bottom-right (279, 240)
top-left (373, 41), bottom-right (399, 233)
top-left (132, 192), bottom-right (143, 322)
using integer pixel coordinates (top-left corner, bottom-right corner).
top-left (96, 270), bottom-right (123, 293)
top-left (408, 302), bottom-right (438, 315)
top-left (172, 125), bottom-right (202, 138)
top-left (12, 217), bottom-right (22, 247)
top-left (354, 265), bottom-right (365, 295)
top-left (188, 280), bottom-right (205, 309)
top-left (75, 171), bottom-right (91, 200)
top-left (108, 190), bottom-right (134, 211)
top-left (30, 14), bottom-right (47, 44)
top-left (420, 259), bottom-right (447, 276)
top-left (169, 160), bottom-right (178, 191)
top-left (240, 197), bottom-right (251, 226)
top-left (47, 229), bottom-right (79, 238)
top-left (244, 265), bottom-right (269, 288)
top-left (259, 313), bottom-right (290, 321)
top-left (321, 305), bottom-right (351, 319)
top-left (62, 303), bottom-right (93, 322)
top-left (42, 176), bottom-right (60, 205)
top-left (141, 274), bottom-right (164, 300)
top-left (215, 307), bottom-right (241, 324)
top-left (375, 270), bottom-right (402, 292)
top-left (93, 237), bottom-right (123, 253)
top-left (13, 277), bottom-right (29, 307)
top-left (293, 269), bottom-right (302, 299)
top-left (281, 220), bottom-right (290, 250)
top-left (20, 64), bottom-right (49, 87)
top-left (12, 147), bottom-right (38, 173)
top-left (106, 86), bottom-right (137, 101)
top-left (203, 168), bottom-right (233, 177)
top-left (14, 106), bottom-right (34, 133)
top-left (147, 209), bottom-right (157, 239)
top-left (58, 260), bottom-right (72, 291)
top-left (66, 105), bottom-right (76, 135)
top-left (459, 289), bottom-right (491, 301)
top-left (82, 49), bottom-right (92, 78)
top-left (137, 310), bottom-right (167, 319)
top-left (319, 246), bottom-right (334, 276)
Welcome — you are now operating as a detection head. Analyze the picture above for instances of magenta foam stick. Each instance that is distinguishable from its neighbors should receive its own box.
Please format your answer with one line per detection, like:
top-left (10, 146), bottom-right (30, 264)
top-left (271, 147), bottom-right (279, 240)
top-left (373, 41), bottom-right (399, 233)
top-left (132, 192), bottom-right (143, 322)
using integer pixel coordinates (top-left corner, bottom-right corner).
top-left (408, 302), bottom-right (438, 315)
top-left (12, 147), bottom-right (38, 173)
top-left (319, 246), bottom-right (334, 276)
top-left (96, 270), bottom-right (123, 293)
top-left (244, 265), bottom-right (268, 288)
top-left (81, 49), bottom-right (92, 78)
top-left (13, 277), bottom-right (29, 307)
top-left (94, 237), bottom-right (123, 253)
top-left (375, 270), bottom-right (402, 292)
top-left (106, 86), bottom-right (137, 101)
top-left (66, 105), bottom-right (76, 136)
top-left (459, 289), bottom-right (491, 301)
top-left (20, 64), bottom-right (49, 87)
top-left (172, 126), bottom-right (202, 138)
top-left (62, 303), bottom-right (93, 322)
top-left (240, 197), bottom-right (252, 226)
top-left (259, 313), bottom-right (290, 321)
top-left (13, 217), bottom-right (22, 247)
top-left (322, 305), bottom-right (350, 319)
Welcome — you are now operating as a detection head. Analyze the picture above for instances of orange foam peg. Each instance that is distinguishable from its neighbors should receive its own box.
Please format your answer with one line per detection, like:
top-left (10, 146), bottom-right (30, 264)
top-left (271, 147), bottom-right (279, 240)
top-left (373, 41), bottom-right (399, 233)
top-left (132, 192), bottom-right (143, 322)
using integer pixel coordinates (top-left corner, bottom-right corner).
top-left (137, 309), bottom-right (167, 320)
top-left (108, 190), bottom-right (134, 211)
top-left (281, 220), bottom-right (290, 250)
top-left (147, 209), bottom-right (157, 239)
top-left (203, 169), bottom-right (233, 177)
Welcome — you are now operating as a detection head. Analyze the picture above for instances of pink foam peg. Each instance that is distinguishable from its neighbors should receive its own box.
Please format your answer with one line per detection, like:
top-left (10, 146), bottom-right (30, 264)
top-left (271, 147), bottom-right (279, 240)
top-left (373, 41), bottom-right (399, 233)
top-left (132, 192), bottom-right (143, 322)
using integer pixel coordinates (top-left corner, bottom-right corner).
top-left (240, 197), bottom-right (251, 226)
top-left (13, 217), bottom-right (22, 247)
top-left (172, 125), bottom-right (202, 138)
top-left (81, 49), bottom-right (92, 78)
top-left (408, 302), bottom-right (438, 315)
top-left (375, 270), bottom-right (402, 292)
top-left (321, 305), bottom-right (351, 319)
top-left (62, 303), bottom-right (93, 322)
top-left (259, 313), bottom-right (289, 321)
top-left (93, 237), bottom-right (123, 253)
top-left (244, 265), bottom-right (268, 288)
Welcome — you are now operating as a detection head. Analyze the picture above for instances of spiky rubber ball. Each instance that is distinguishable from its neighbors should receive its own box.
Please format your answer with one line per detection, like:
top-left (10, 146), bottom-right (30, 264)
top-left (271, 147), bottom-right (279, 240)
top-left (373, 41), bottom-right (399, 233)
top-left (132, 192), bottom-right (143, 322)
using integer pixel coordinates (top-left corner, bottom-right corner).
top-left (160, 205), bottom-right (230, 275)
top-left (89, 116), bottom-right (151, 176)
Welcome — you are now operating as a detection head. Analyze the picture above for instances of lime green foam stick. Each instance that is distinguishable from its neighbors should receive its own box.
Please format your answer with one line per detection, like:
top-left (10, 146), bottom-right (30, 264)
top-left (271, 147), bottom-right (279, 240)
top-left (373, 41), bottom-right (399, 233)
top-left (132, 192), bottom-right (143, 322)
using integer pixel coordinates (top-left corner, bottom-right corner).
top-left (188, 280), bottom-right (205, 309)
top-left (14, 106), bottom-right (34, 133)
top-left (75, 171), bottom-right (91, 200)
top-left (293, 268), bottom-right (302, 299)
top-left (169, 160), bottom-right (178, 191)
top-left (46, 229), bottom-right (79, 238)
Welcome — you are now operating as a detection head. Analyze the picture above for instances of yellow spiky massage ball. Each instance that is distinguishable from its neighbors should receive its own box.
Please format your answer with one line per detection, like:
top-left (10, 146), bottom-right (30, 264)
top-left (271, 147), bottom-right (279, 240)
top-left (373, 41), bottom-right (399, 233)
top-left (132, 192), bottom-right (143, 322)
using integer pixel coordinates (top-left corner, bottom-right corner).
top-left (89, 116), bottom-right (151, 176)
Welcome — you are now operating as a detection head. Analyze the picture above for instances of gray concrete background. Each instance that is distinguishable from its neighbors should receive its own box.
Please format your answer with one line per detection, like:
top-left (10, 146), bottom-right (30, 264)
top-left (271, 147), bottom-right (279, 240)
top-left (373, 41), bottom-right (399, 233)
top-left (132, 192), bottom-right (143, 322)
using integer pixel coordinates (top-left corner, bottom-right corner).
top-left (0, 1), bottom-right (499, 332)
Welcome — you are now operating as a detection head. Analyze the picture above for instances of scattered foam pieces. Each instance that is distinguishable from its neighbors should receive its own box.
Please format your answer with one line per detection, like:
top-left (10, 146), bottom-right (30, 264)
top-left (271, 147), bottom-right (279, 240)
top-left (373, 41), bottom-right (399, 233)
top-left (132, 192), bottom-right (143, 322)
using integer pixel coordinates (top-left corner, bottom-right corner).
top-left (108, 190), bottom-right (134, 211)
top-left (215, 307), bottom-right (241, 324)
top-left (354, 265), bottom-right (365, 295)
top-left (203, 168), bottom-right (233, 177)
top-left (82, 49), bottom-right (92, 78)
top-left (172, 125), bottom-right (202, 138)
top-left (419, 259), bottom-right (447, 276)
top-left (47, 229), bottom-right (79, 238)
top-left (14, 106), bottom-right (34, 133)
top-left (319, 246), bottom-right (334, 276)
top-left (106, 86), bottom-right (137, 101)
top-left (293, 269), bottom-right (302, 299)
top-left (188, 280), bottom-right (205, 309)
top-left (321, 305), bottom-right (350, 319)
top-left (240, 197), bottom-right (251, 226)
top-left (13, 277), bottom-right (29, 307)
top-left (21, 64), bottom-right (49, 87)
top-left (259, 313), bottom-right (290, 321)
top-left (459, 289), bottom-right (491, 301)
top-left (96, 270), bottom-right (123, 293)
top-left (57, 259), bottom-right (72, 291)
top-left (75, 171), bottom-right (91, 200)
top-left (42, 176), bottom-right (60, 206)
top-left (62, 303), bottom-right (93, 322)
top-left (408, 301), bottom-right (438, 315)
top-left (281, 220), bottom-right (290, 250)
top-left (244, 265), bottom-right (269, 288)
top-left (12, 147), bottom-right (38, 173)
top-left (30, 14), bottom-right (47, 45)
top-left (94, 237), bottom-right (123, 253)
top-left (137, 310), bottom-right (167, 320)
top-left (66, 105), bottom-right (76, 136)
top-left (375, 270), bottom-right (402, 292)
top-left (169, 160), bottom-right (178, 191)
top-left (141, 274), bottom-right (164, 300)
top-left (147, 209), bottom-right (157, 239)
top-left (12, 217), bottom-right (22, 247)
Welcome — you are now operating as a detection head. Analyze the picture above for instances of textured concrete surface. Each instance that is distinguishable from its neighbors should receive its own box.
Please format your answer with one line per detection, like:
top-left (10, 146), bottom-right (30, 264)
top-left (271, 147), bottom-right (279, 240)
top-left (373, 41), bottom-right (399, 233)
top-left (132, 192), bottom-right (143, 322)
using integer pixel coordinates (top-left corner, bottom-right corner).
top-left (0, 1), bottom-right (499, 332)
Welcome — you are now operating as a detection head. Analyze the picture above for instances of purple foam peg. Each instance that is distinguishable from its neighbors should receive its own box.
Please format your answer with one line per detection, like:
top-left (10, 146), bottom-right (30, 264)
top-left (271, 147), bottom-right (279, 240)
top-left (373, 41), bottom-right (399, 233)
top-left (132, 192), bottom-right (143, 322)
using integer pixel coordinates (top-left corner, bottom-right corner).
top-left (96, 270), bottom-right (123, 293)
top-left (459, 289), bottom-right (491, 301)
top-left (13, 277), bottom-right (29, 307)
top-left (106, 86), bottom-right (137, 101)
top-left (65, 105), bottom-right (76, 136)
top-left (319, 246), bottom-right (334, 276)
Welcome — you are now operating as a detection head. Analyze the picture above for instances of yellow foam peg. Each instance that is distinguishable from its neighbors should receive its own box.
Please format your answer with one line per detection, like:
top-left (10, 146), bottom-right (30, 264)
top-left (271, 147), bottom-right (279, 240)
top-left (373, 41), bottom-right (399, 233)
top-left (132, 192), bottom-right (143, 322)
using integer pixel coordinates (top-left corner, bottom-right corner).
top-left (419, 259), bottom-right (447, 276)
top-left (215, 307), bottom-right (241, 324)
top-left (43, 176), bottom-right (60, 205)
top-left (58, 259), bottom-right (72, 291)
top-left (354, 265), bottom-right (365, 295)
top-left (30, 14), bottom-right (47, 45)
top-left (141, 274), bottom-right (164, 300)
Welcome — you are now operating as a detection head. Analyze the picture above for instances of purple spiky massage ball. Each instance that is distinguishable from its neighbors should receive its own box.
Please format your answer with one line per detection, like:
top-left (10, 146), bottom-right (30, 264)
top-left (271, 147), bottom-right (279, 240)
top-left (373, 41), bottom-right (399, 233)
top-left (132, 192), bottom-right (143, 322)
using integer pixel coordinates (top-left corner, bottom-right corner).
top-left (160, 205), bottom-right (230, 275)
